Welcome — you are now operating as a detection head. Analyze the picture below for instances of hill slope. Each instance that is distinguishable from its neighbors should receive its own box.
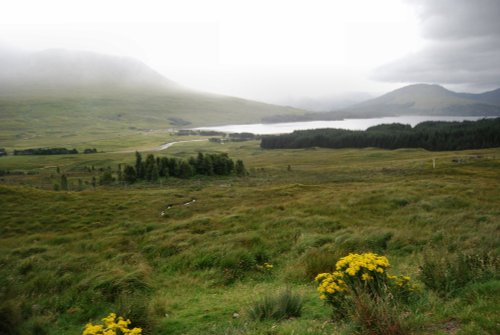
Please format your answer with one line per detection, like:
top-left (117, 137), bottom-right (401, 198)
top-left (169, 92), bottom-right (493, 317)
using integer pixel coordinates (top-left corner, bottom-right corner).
top-left (456, 88), bottom-right (500, 107)
top-left (0, 48), bottom-right (304, 148)
top-left (342, 84), bottom-right (500, 117)
top-left (261, 84), bottom-right (500, 123)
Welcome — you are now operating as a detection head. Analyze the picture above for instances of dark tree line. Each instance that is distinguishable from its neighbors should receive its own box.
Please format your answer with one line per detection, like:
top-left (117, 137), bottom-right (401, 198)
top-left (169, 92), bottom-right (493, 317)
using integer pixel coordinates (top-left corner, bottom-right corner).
top-left (13, 147), bottom-right (79, 155)
top-left (260, 118), bottom-right (500, 151)
top-left (122, 152), bottom-right (246, 183)
top-left (12, 148), bottom-right (99, 155)
top-left (176, 129), bottom-right (226, 136)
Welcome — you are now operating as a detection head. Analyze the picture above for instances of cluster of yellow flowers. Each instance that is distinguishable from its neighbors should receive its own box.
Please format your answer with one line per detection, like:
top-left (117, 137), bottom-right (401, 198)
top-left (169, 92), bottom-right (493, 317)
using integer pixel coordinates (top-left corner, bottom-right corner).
top-left (387, 274), bottom-right (417, 291)
top-left (315, 271), bottom-right (347, 300)
top-left (256, 262), bottom-right (274, 272)
top-left (82, 313), bottom-right (142, 335)
top-left (263, 262), bottom-right (273, 270)
top-left (316, 253), bottom-right (417, 316)
top-left (315, 253), bottom-right (416, 303)
top-left (335, 252), bottom-right (390, 277)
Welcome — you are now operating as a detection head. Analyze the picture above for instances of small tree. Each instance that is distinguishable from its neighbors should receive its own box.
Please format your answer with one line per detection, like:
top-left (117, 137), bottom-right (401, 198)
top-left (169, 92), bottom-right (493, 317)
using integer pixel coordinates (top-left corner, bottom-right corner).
top-left (235, 160), bottom-right (247, 176)
top-left (77, 179), bottom-right (83, 191)
top-left (99, 170), bottom-right (114, 185)
top-left (144, 154), bottom-right (158, 181)
top-left (135, 151), bottom-right (145, 179)
top-left (117, 164), bottom-right (123, 182)
top-left (151, 163), bottom-right (160, 182)
top-left (123, 165), bottom-right (137, 184)
top-left (60, 174), bottom-right (68, 190)
top-left (179, 160), bottom-right (194, 179)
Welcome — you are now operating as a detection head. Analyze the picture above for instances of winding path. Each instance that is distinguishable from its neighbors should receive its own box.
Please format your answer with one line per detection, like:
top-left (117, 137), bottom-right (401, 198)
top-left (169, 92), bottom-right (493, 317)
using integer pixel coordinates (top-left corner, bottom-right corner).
top-left (157, 139), bottom-right (209, 151)
top-left (113, 139), bottom-right (209, 153)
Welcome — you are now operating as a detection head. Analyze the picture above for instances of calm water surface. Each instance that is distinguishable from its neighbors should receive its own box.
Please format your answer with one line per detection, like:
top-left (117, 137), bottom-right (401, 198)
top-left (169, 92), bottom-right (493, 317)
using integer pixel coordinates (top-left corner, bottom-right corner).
top-left (195, 116), bottom-right (491, 135)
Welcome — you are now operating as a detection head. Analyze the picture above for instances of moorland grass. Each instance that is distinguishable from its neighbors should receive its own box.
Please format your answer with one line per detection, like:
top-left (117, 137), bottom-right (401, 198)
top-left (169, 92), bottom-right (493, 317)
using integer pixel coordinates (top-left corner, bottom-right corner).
top-left (0, 142), bottom-right (499, 334)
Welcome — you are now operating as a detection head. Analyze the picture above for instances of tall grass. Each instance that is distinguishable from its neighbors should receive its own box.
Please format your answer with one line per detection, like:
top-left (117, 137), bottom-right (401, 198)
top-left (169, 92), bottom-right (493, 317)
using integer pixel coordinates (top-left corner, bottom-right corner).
top-left (248, 288), bottom-right (303, 321)
top-left (419, 251), bottom-right (499, 297)
top-left (351, 292), bottom-right (407, 335)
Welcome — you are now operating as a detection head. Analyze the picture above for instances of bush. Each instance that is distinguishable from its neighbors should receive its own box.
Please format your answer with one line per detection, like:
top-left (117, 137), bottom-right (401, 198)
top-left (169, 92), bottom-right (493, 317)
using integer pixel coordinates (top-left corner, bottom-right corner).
top-left (419, 251), bottom-right (499, 297)
top-left (315, 253), bottom-right (417, 328)
top-left (248, 288), bottom-right (302, 321)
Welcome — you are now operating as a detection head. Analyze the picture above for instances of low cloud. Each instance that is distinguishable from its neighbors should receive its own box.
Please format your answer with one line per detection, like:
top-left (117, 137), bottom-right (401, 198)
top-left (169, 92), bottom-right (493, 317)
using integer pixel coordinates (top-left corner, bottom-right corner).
top-left (373, 0), bottom-right (500, 90)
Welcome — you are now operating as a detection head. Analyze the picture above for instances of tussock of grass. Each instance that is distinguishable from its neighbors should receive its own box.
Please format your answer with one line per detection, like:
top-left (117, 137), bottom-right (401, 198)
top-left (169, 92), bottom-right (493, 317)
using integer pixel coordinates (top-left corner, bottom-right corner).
top-left (248, 288), bottom-right (303, 321)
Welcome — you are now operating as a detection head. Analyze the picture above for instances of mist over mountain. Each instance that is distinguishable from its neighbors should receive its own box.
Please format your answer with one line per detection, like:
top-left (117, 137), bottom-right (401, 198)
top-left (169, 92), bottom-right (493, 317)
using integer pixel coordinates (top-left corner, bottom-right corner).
top-left (0, 48), bottom-right (179, 95)
top-left (281, 92), bottom-right (374, 112)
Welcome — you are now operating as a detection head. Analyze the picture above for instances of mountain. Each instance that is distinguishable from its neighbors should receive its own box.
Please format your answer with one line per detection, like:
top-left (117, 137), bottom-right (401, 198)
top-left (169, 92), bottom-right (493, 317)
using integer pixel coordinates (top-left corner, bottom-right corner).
top-left (456, 88), bottom-right (500, 107)
top-left (280, 92), bottom-right (374, 112)
top-left (342, 84), bottom-right (500, 117)
top-left (0, 48), bottom-right (304, 148)
top-left (0, 48), bottom-right (177, 94)
top-left (262, 84), bottom-right (500, 123)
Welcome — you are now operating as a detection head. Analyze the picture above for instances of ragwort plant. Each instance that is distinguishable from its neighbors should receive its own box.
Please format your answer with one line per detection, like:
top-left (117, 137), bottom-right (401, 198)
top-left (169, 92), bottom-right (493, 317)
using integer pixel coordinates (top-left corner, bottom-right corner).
top-left (315, 253), bottom-right (416, 332)
top-left (82, 313), bottom-right (142, 335)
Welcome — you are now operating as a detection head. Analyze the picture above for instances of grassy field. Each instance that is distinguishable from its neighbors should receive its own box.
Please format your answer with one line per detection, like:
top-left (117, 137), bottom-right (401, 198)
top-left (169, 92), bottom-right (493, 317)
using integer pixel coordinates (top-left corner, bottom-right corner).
top-left (0, 141), bottom-right (499, 334)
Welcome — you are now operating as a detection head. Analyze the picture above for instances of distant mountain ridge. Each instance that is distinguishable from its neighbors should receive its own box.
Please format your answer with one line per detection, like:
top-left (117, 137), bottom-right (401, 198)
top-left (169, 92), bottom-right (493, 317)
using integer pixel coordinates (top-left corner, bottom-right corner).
top-left (342, 84), bottom-right (500, 117)
top-left (261, 83), bottom-right (500, 123)
top-left (456, 88), bottom-right (500, 107)
top-left (280, 92), bottom-right (374, 112)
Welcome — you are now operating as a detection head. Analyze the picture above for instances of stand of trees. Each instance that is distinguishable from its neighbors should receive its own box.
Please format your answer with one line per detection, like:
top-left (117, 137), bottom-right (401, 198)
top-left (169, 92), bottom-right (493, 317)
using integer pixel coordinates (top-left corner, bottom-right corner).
top-left (260, 118), bottom-right (500, 151)
top-left (13, 148), bottom-right (79, 155)
top-left (122, 152), bottom-right (246, 183)
top-left (176, 129), bottom-right (226, 136)
top-left (11, 148), bottom-right (99, 155)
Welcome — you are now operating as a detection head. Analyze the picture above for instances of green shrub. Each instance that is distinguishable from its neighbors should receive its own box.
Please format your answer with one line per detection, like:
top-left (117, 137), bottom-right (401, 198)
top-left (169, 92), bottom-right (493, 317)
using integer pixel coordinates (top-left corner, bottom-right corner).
top-left (419, 251), bottom-right (499, 297)
top-left (248, 288), bottom-right (302, 321)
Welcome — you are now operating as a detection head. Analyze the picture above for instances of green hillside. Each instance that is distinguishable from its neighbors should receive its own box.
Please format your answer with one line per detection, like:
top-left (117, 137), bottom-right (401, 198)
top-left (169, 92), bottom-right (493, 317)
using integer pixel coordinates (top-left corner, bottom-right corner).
top-left (0, 49), bottom-right (304, 150)
top-left (0, 88), bottom-right (303, 150)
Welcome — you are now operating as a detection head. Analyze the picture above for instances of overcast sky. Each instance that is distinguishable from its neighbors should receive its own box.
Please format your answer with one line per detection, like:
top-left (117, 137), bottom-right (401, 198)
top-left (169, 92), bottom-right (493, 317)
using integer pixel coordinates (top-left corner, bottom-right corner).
top-left (0, 0), bottom-right (497, 103)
